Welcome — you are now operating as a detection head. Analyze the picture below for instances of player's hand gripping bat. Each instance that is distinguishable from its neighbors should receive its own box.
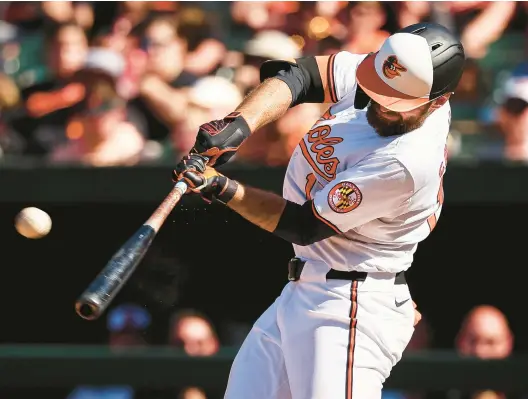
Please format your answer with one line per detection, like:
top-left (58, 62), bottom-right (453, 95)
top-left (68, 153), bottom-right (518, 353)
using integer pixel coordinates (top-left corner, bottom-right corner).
top-left (75, 180), bottom-right (188, 320)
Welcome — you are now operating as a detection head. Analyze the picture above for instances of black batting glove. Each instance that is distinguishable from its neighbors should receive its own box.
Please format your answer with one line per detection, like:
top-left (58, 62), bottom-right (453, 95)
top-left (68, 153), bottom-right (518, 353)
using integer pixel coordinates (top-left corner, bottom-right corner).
top-left (173, 154), bottom-right (238, 204)
top-left (191, 112), bottom-right (251, 167)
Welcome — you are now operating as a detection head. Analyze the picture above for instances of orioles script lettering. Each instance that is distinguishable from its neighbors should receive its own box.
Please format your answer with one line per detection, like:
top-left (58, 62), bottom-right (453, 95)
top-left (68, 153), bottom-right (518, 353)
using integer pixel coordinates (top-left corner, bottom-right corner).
top-left (300, 125), bottom-right (343, 182)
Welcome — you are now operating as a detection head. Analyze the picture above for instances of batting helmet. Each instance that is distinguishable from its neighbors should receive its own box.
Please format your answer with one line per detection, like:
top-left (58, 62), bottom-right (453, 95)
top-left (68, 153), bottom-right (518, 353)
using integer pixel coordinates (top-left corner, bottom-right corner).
top-left (357, 22), bottom-right (466, 112)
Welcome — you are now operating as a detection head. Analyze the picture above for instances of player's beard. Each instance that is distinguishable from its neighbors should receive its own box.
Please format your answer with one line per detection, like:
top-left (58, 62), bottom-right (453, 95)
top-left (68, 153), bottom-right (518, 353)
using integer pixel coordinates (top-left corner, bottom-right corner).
top-left (366, 101), bottom-right (432, 137)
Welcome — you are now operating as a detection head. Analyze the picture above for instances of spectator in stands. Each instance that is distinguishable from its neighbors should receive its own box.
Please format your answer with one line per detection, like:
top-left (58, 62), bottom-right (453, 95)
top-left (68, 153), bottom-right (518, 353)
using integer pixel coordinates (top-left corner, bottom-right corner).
top-left (108, 303), bottom-right (152, 347)
top-left (4, 2), bottom-right (93, 33)
top-left (230, 1), bottom-right (295, 36)
top-left (50, 47), bottom-right (145, 166)
top-left (117, 1), bottom-right (153, 29)
top-left (3, 2), bottom-right (47, 32)
top-left (66, 303), bottom-right (151, 399)
top-left (395, 1), bottom-right (430, 29)
top-left (169, 308), bottom-right (219, 356)
top-left (235, 30), bottom-right (301, 95)
top-left (449, 1), bottom-right (517, 60)
top-left (130, 14), bottom-right (197, 143)
top-left (393, 2), bottom-right (517, 60)
top-left (11, 22), bottom-right (88, 156)
top-left (170, 76), bottom-right (242, 159)
top-left (343, 1), bottom-right (390, 54)
top-left (312, 1), bottom-right (348, 39)
top-left (94, 2), bottom-right (153, 62)
top-left (40, 2), bottom-right (94, 31)
top-left (104, 1), bottom-right (153, 45)
top-left (178, 387), bottom-right (207, 399)
top-left (178, 6), bottom-right (227, 77)
top-left (169, 309), bottom-right (219, 399)
top-left (493, 62), bottom-right (528, 162)
top-left (457, 305), bottom-right (513, 360)
top-left (453, 305), bottom-right (513, 399)
top-left (0, 73), bottom-right (22, 157)
top-left (275, 2), bottom-right (344, 55)
top-left (28, 21), bottom-right (88, 104)
top-left (0, 73), bottom-right (20, 113)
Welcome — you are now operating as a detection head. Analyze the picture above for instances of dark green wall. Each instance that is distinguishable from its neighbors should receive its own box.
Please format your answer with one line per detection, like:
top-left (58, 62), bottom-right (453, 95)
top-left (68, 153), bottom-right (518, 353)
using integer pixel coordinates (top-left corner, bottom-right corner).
top-left (1, 161), bottom-right (526, 352)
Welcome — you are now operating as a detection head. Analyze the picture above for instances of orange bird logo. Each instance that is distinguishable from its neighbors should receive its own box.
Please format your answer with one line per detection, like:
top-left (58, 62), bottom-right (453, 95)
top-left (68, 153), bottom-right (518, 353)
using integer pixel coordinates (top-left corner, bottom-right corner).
top-left (382, 55), bottom-right (407, 79)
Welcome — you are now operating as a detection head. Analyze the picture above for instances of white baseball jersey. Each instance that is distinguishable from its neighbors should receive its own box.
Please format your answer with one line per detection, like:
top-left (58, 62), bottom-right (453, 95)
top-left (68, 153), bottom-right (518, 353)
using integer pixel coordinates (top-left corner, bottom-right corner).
top-left (283, 51), bottom-right (451, 273)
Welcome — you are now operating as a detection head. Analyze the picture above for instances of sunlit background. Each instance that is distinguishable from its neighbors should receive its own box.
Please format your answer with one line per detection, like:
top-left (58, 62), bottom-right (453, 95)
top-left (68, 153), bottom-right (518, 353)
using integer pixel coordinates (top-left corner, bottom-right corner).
top-left (0, 2), bottom-right (526, 399)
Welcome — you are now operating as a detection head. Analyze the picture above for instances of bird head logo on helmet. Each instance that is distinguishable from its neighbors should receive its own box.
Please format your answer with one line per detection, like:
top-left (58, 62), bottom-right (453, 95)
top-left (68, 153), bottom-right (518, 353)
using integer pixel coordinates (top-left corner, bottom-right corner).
top-left (382, 55), bottom-right (407, 79)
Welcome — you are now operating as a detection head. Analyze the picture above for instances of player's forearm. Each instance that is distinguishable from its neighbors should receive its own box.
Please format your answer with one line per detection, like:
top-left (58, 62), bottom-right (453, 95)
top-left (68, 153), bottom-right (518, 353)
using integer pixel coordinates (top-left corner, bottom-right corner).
top-left (235, 78), bottom-right (292, 133)
top-left (227, 183), bottom-right (286, 232)
top-left (174, 156), bottom-right (338, 244)
top-left (225, 181), bottom-right (338, 245)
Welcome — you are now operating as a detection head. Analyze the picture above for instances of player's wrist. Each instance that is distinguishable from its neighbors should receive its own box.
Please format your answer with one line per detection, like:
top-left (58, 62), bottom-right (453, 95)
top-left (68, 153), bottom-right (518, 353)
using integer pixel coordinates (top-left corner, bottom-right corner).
top-left (214, 175), bottom-right (239, 205)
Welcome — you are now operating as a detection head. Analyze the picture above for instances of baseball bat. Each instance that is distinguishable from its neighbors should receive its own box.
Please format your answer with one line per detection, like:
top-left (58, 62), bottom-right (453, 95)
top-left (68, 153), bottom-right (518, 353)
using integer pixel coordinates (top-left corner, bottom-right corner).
top-left (75, 180), bottom-right (188, 321)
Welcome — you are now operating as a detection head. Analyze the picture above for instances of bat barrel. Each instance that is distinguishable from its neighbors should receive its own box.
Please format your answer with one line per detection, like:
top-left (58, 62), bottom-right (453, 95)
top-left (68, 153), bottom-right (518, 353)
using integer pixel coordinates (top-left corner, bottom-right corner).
top-left (75, 181), bottom-right (188, 321)
top-left (75, 224), bottom-right (157, 320)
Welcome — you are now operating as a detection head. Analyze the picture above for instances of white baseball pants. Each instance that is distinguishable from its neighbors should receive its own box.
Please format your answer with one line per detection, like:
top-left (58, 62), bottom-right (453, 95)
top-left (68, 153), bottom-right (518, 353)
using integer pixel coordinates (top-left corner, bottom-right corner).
top-left (224, 260), bottom-right (415, 399)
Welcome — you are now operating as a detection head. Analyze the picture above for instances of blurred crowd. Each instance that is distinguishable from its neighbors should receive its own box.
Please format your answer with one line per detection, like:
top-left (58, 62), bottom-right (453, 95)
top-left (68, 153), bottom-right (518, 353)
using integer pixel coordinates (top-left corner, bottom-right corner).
top-left (62, 301), bottom-right (515, 399)
top-left (0, 1), bottom-right (527, 166)
top-left (67, 304), bottom-right (231, 399)
top-left (0, 3), bottom-right (524, 398)
top-left (384, 305), bottom-right (515, 399)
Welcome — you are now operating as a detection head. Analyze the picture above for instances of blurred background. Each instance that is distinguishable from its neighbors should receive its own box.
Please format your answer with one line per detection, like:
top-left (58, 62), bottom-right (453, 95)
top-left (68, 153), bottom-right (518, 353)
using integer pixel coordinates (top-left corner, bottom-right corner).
top-left (0, 1), bottom-right (527, 399)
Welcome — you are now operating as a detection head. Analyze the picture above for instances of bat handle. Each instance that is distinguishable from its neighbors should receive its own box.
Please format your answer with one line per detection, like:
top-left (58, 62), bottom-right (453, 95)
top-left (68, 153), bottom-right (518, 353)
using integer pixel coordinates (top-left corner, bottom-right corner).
top-left (145, 181), bottom-right (188, 232)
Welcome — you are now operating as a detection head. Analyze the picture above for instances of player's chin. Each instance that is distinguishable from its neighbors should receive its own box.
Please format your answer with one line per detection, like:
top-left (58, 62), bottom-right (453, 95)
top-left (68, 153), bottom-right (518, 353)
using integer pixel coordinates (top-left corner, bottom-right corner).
top-left (367, 107), bottom-right (397, 134)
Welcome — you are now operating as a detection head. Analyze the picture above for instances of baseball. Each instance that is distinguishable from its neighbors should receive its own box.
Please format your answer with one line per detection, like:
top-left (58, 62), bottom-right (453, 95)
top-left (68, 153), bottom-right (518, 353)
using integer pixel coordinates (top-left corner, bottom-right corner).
top-left (15, 207), bottom-right (52, 239)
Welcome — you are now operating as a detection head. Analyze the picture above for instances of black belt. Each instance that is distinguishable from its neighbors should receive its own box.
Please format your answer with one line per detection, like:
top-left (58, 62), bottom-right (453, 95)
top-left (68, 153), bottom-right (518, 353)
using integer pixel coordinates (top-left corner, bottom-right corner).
top-left (287, 257), bottom-right (406, 285)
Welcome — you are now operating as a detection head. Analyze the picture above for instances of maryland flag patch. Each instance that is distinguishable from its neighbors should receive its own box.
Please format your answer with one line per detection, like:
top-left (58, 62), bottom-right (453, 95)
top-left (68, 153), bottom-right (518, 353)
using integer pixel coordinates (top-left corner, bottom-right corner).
top-left (327, 181), bottom-right (362, 213)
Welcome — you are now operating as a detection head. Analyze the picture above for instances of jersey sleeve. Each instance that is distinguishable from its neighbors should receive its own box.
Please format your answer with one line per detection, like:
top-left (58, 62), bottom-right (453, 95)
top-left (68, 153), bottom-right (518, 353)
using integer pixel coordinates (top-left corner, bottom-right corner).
top-left (312, 157), bottom-right (414, 233)
top-left (327, 51), bottom-right (367, 103)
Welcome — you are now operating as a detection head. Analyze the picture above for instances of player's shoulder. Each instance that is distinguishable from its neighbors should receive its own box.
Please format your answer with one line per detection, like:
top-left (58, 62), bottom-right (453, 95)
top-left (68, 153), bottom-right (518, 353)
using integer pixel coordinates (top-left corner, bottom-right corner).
top-left (331, 51), bottom-right (369, 82)
top-left (342, 149), bottom-right (416, 199)
top-left (386, 102), bottom-right (451, 188)
top-left (331, 51), bottom-right (369, 103)
top-left (332, 50), bottom-right (368, 67)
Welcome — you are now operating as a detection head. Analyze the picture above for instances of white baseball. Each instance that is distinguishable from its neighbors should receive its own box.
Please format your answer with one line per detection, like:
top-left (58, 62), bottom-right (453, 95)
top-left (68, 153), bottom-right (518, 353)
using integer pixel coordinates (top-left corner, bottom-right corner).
top-left (15, 207), bottom-right (52, 239)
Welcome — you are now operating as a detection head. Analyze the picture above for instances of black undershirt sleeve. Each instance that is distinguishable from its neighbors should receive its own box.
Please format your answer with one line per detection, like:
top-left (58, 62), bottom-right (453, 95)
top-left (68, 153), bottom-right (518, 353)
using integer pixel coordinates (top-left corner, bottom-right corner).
top-left (259, 56), bottom-right (324, 107)
top-left (272, 200), bottom-right (340, 246)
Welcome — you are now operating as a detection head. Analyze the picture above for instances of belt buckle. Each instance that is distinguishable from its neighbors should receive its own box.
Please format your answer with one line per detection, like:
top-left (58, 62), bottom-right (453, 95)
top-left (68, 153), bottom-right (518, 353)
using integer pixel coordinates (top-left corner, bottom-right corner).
top-left (288, 258), bottom-right (303, 281)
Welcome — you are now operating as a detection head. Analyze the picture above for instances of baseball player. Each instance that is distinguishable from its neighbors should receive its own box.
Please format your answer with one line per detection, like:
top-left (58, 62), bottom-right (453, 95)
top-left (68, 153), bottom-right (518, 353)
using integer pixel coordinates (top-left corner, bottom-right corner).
top-left (173, 22), bottom-right (465, 399)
